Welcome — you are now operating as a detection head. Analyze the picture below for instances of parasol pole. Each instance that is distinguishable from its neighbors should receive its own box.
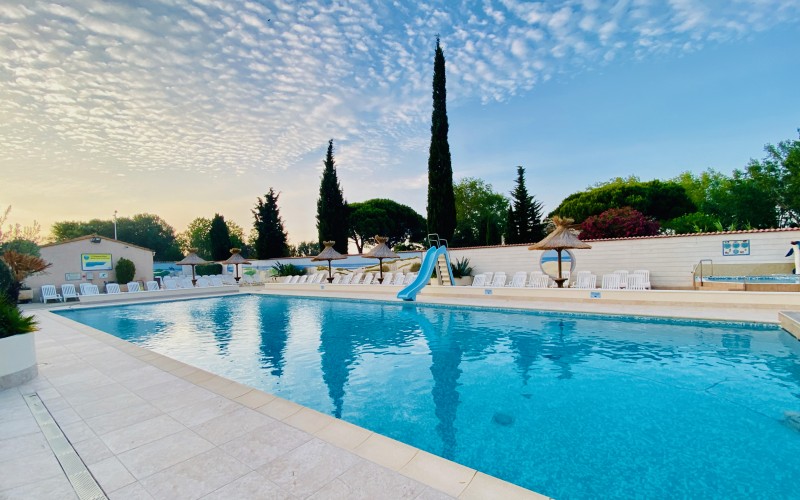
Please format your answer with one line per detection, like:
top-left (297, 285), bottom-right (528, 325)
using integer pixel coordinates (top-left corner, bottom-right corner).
top-left (378, 257), bottom-right (384, 283)
top-left (327, 259), bottom-right (334, 283)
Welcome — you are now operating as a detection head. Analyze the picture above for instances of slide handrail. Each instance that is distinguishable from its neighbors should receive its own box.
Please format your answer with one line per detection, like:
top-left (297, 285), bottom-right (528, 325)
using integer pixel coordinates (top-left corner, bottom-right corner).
top-left (397, 245), bottom-right (453, 301)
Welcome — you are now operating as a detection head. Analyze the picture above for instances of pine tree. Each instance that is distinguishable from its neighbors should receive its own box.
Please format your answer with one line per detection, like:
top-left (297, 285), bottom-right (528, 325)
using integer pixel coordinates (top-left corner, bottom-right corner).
top-left (209, 214), bottom-right (232, 261)
top-left (506, 166), bottom-right (546, 244)
top-left (426, 37), bottom-right (456, 241)
top-left (252, 188), bottom-right (289, 259)
top-left (316, 139), bottom-right (349, 254)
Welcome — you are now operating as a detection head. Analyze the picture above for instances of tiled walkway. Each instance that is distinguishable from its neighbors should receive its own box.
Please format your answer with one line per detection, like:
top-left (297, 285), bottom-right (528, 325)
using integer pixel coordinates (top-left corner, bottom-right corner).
top-left (1, 309), bottom-right (543, 500)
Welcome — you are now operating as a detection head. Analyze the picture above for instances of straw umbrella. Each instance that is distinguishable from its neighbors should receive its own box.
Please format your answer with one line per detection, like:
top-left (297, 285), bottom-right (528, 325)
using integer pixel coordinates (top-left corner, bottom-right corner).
top-left (312, 241), bottom-right (346, 283)
top-left (220, 248), bottom-right (251, 283)
top-left (528, 216), bottom-right (592, 288)
top-left (363, 235), bottom-right (399, 284)
top-left (176, 248), bottom-right (210, 286)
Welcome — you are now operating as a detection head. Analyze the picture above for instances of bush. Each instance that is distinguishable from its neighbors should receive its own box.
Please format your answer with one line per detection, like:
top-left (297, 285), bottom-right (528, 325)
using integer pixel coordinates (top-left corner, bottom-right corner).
top-left (0, 239), bottom-right (40, 257)
top-left (196, 263), bottom-right (222, 275)
top-left (0, 296), bottom-right (37, 339)
top-left (271, 262), bottom-right (305, 277)
top-left (115, 257), bottom-right (136, 284)
top-left (409, 262), bottom-right (421, 272)
top-left (450, 257), bottom-right (473, 278)
top-left (579, 207), bottom-right (660, 240)
top-left (0, 260), bottom-right (13, 299)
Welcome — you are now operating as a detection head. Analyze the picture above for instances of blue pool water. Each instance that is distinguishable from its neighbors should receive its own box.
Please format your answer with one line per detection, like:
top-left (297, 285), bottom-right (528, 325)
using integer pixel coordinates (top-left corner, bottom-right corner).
top-left (56, 295), bottom-right (800, 499)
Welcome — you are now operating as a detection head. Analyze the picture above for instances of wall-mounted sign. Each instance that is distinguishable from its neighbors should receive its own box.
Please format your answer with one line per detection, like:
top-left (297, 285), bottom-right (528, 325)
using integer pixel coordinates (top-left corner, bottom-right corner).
top-left (722, 240), bottom-right (750, 256)
top-left (81, 253), bottom-right (113, 271)
top-left (65, 272), bottom-right (82, 281)
top-left (98, 272), bottom-right (108, 279)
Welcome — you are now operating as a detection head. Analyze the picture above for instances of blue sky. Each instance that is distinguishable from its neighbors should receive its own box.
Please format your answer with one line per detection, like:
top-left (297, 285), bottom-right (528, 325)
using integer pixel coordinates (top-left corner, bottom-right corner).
top-left (1, 0), bottom-right (799, 245)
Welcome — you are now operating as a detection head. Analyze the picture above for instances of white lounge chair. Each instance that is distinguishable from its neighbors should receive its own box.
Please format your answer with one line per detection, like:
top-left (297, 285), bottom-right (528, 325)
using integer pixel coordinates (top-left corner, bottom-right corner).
top-left (391, 273), bottom-right (405, 285)
top-left (163, 278), bottom-right (179, 290)
top-left (613, 270), bottom-right (628, 289)
top-left (145, 281), bottom-right (160, 291)
top-left (106, 283), bottom-right (121, 294)
top-left (339, 274), bottom-right (353, 285)
top-left (528, 274), bottom-right (550, 289)
top-left (488, 272), bottom-right (507, 287)
top-left (209, 275), bottom-right (224, 287)
top-left (508, 272), bottom-right (527, 288)
top-left (79, 283), bottom-right (100, 295)
top-left (61, 284), bottom-right (80, 302)
top-left (632, 270), bottom-right (651, 289)
top-left (180, 277), bottom-right (195, 288)
top-left (297, 275), bottom-right (309, 284)
top-left (126, 282), bottom-right (141, 292)
top-left (601, 274), bottom-right (620, 290)
top-left (483, 272), bottom-right (494, 285)
top-left (196, 277), bottom-right (211, 288)
top-left (380, 273), bottom-right (394, 285)
top-left (331, 274), bottom-right (342, 284)
top-left (403, 273), bottom-right (417, 285)
top-left (42, 285), bottom-right (63, 303)
top-left (574, 274), bottom-right (597, 289)
top-left (626, 273), bottom-right (648, 291)
top-left (471, 274), bottom-right (487, 287)
top-left (350, 273), bottom-right (363, 285)
top-left (361, 273), bottom-right (374, 285)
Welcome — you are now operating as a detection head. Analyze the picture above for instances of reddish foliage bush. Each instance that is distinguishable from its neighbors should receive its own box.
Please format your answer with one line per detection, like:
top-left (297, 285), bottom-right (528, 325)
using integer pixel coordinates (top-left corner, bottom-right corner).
top-left (579, 207), bottom-right (660, 240)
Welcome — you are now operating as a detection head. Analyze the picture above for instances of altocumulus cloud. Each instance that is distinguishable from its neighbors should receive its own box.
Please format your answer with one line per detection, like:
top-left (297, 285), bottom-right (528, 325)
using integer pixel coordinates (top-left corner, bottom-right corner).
top-left (1, 0), bottom-right (798, 178)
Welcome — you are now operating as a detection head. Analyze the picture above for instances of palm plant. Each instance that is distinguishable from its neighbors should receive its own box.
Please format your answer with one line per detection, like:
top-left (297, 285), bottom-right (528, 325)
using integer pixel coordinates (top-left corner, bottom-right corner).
top-left (0, 297), bottom-right (37, 339)
top-left (271, 262), bottom-right (305, 277)
top-left (450, 257), bottom-right (473, 278)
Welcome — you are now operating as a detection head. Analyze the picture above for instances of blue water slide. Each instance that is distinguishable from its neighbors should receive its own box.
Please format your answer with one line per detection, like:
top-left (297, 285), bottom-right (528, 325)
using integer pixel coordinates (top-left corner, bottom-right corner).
top-left (397, 245), bottom-right (452, 301)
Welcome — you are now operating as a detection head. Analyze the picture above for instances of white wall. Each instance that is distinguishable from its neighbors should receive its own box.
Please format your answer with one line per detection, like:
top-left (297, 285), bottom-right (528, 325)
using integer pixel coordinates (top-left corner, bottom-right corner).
top-left (449, 229), bottom-right (800, 289)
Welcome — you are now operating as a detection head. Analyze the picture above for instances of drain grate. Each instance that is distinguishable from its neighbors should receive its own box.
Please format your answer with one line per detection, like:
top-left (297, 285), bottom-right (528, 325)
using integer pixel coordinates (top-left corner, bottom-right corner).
top-left (23, 393), bottom-right (107, 500)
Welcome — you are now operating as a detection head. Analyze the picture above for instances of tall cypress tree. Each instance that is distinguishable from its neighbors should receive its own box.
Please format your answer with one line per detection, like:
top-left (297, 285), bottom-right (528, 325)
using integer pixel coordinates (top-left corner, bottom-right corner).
top-left (426, 37), bottom-right (456, 242)
top-left (209, 213), bottom-right (232, 261)
top-left (252, 188), bottom-right (289, 259)
top-left (316, 139), bottom-right (349, 254)
top-left (506, 166), bottom-right (546, 244)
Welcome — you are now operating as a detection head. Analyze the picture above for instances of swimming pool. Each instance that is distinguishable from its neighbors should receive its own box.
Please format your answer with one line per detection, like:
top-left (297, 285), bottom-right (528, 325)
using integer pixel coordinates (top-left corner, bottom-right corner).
top-left (56, 295), bottom-right (800, 499)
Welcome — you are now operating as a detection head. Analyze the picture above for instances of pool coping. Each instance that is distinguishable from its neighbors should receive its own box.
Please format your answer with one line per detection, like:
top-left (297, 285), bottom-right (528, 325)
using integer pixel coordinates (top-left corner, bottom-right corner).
top-left (33, 306), bottom-right (548, 499)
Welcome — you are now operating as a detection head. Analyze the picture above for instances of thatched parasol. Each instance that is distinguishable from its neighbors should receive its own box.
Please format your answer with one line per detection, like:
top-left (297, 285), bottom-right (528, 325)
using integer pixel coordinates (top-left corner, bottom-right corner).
top-left (528, 216), bottom-right (592, 288)
top-left (312, 241), bottom-right (346, 283)
top-left (220, 248), bottom-right (251, 283)
top-left (176, 248), bottom-right (209, 286)
top-left (363, 235), bottom-right (399, 284)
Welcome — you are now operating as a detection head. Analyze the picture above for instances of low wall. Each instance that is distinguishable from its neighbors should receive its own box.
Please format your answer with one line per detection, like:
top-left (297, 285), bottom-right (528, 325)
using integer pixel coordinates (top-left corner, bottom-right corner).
top-left (69, 285), bottom-right (240, 305)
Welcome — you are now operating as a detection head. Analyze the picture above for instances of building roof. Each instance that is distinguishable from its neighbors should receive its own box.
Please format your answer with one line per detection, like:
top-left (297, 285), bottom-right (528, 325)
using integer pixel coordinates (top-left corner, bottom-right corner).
top-left (40, 234), bottom-right (154, 253)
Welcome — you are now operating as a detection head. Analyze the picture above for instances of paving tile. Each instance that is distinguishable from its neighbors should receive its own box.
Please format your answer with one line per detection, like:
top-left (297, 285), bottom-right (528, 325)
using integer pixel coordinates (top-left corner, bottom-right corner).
top-left (167, 395), bottom-right (241, 428)
top-left (200, 471), bottom-right (295, 500)
top-left (140, 447), bottom-right (250, 500)
top-left (459, 472), bottom-right (549, 500)
top-left (256, 397), bottom-right (303, 420)
top-left (415, 486), bottom-right (457, 499)
top-left (191, 406), bottom-right (276, 445)
top-left (283, 407), bottom-right (335, 434)
top-left (0, 415), bottom-right (41, 441)
top-left (400, 451), bottom-right (476, 498)
top-left (130, 378), bottom-right (196, 402)
top-left (71, 435), bottom-right (115, 466)
top-left (258, 438), bottom-right (362, 498)
top-left (108, 482), bottom-right (155, 500)
top-left (337, 460), bottom-right (428, 499)
top-left (314, 418), bottom-right (372, 451)
top-left (99, 414), bottom-right (186, 454)
top-left (234, 389), bottom-right (276, 409)
top-left (0, 472), bottom-right (78, 500)
top-left (60, 420), bottom-right (98, 444)
top-left (354, 432), bottom-right (418, 471)
top-left (0, 431), bottom-right (50, 462)
top-left (117, 429), bottom-right (215, 480)
top-left (88, 456), bottom-right (137, 493)
top-left (84, 401), bottom-right (163, 436)
top-left (150, 384), bottom-right (217, 413)
top-left (306, 478), bottom-right (352, 499)
top-left (72, 391), bottom-right (148, 420)
top-left (219, 420), bottom-right (311, 469)
top-left (0, 449), bottom-right (65, 491)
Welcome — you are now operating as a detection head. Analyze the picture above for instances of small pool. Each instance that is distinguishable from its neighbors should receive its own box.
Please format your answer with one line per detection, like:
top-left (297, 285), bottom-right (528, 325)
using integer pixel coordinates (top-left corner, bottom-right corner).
top-left (697, 274), bottom-right (800, 284)
top-left (56, 295), bottom-right (800, 499)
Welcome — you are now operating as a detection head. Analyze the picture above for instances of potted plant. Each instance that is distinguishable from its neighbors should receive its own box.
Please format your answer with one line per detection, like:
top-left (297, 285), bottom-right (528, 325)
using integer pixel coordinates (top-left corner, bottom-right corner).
top-left (451, 257), bottom-right (474, 286)
top-left (0, 261), bottom-right (38, 389)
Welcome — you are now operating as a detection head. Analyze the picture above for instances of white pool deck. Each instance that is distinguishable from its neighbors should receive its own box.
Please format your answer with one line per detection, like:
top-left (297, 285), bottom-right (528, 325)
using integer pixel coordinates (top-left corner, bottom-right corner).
top-left (3, 285), bottom-right (799, 499)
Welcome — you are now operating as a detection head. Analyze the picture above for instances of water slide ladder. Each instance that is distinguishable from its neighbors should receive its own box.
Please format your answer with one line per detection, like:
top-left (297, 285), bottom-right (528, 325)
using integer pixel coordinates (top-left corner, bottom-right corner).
top-left (397, 234), bottom-right (454, 301)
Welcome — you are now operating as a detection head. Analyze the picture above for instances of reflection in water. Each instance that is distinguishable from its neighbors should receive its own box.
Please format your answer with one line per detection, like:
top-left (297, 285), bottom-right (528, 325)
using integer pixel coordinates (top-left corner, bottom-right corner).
top-left (258, 301), bottom-right (290, 377)
top-left (210, 299), bottom-right (235, 355)
top-left (318, 302), bottom-right (360, 418)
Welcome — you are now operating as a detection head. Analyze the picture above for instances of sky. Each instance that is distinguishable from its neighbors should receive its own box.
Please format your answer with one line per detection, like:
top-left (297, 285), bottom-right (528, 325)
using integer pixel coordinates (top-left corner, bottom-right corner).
top-left (2, 0), bottom-right (799, 245)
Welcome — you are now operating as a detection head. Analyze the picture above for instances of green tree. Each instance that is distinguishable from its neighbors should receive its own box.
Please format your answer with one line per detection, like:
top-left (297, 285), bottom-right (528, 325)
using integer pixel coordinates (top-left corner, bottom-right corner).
top-left (115, 257), bottom-right (136, 284)
top-left (426, 37), bottom-right (456, 241)
top-left (452, 178), bottom-right (508, 247)
top-left (52, 213), bottom-right (182, 260)
top-left (177, 217), bottom-right (212, 258)
top-left (348, 199), bottom-right (427, 252)
top-left (552, 178), bottom-right (696, 224)
top-left (505, 166), bottom-right (545, 244)
top-left (742, 131), bottom-right (800, 226)
top-left (316, 140), bottom-right (349, 254)
top-left (289, 241), bottom-right (321, 257)
top-left (253, 188), bottom-right (289, 259)
top-left (209, 214), bottom-right (232, 261)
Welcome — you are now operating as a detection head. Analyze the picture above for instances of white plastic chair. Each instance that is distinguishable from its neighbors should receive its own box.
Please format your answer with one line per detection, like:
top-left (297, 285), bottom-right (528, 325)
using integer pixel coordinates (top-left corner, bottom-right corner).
top-left (331, 274), bottom-right (342, 284)
top-left (361, 273), bottom-right (374, 285)
top-left (381, 273), bottom-right (394, 285)
top-left (209, 276), bottom-right (224, 287)
top-left (196, 277), bottom-right (210, 288)
top-left (404, 273), bottom-right (417, 285)
top-left (297, 275), bottom-right (309, 284)
top-left (633, 270), bottom-right (651, 289)
top-left (508, 272), bottom-right (527, 288)
top-left (601, 274), bottom-right (620, 290)
top-left (61, 284), bottom-right (80, 302)
top-left (339, 274), bottom-right (353, 285)
top-left (489, 272), bottom-right (507, 287)
top-left (126, 282), bottom-right (141, 292)
top-left (145, 281), bottom-right (160, 291)
top-left (350, 273), bottom-right (363, 285)
top-left (626, 273), bottom-right (648, 291)
top-left (105, 283), bottom-right (121, 294)
top-left (613, 270), bottom-right (628, 289)
top-left (79, 283), bottom-right (100, 296)
top-left (574, 274), bottom-right (597, 289)
top-left (471, 274), bottom-right (487, 287)
top-left (392, 273), bottom-right (405, 285)
top-left (528, 275), bottom-right (550, 289)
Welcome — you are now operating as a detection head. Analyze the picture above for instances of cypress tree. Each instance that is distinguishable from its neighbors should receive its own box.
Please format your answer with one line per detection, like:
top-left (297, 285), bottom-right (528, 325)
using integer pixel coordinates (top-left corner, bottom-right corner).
top-left (316, 139), bottom-right (349, 254)
top-left (209, 213), bottom-right (232, 261)
top-left (252, 188), bottom-right (289, 259)
top-left (506, 166), bottom-right (546, 244)
top-left (426, 37), bottom-right (456, 241)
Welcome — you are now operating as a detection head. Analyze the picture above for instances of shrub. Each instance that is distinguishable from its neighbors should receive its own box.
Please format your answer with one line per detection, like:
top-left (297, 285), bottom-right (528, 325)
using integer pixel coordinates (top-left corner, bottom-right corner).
top-left (1, 251), bottom-right (50, 303)
top-left (409, 262), bottom-right (421, 272)
top-left (579, 207), bottom-right (660, 240)
top-left (0, 239), bottom-right (40, 257)
top-left (115, 257), bottom-right (136, 284)
top-left (271, 262), bottom-right (305, 277)
top-left (450, 257), bottom-right (473, 278)
top-left (0, 260), bottom-right (13, 299)
top-left (0, 296), bottom-right (37, 339)
top-left (196, 263), bottom-right (222, 275)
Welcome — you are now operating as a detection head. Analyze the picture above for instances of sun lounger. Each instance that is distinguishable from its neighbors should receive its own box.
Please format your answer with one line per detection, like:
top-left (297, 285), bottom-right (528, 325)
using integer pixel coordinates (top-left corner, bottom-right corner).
top-left (79, 283), bottom-right (100, 295)
top-left (613, 270), bottom-right (628, 289)
top-left (573, 273), bottom-right (597, 289)
top-left (331, 274), bottom-right (342, 284)
top-left (601, 274), bottom-right (620, 290)
top-left (339, 274), bottom-right (353, 285)
top-left (196, 277), bottom-right (211, 287)
top-left (361, 273), bottom-right (374, 285)
top-left (488, 272), bottom-right (507, 287)
top-left (180, 277), bottom-right (194, 288)
top-left (350, 273), bottom-right (363, 285)
top-left (626, 273), bottom-right (648, 290)
top-left (632, 270), bottom-right (651, 289)
top-left (381, 273), bottom-right (394, 285)
top-left (528, 274), bottom-right (550, 288)
top-left (127, 282), bottom-right (141, 293)
top-left (392, 273), bottom-right (405, 285)
top-left (508, 272), bottom-right (527, 287)
top-left (297, 275), bottom-right (309, 284)
top-left (403, 272), bottom-right (417, 285)
top-left (210, 276), bottom-right (224, 287)
top-left (471, 274), bottom-right (487, 287)
top-left (42, 285), bottom-right (63, 303)
top-left (61, 284), bottom-right (80, 302)
top-left (106, 283), bottom-right (121, 294)
top-left (145, 281), bottom-right (160, 291)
